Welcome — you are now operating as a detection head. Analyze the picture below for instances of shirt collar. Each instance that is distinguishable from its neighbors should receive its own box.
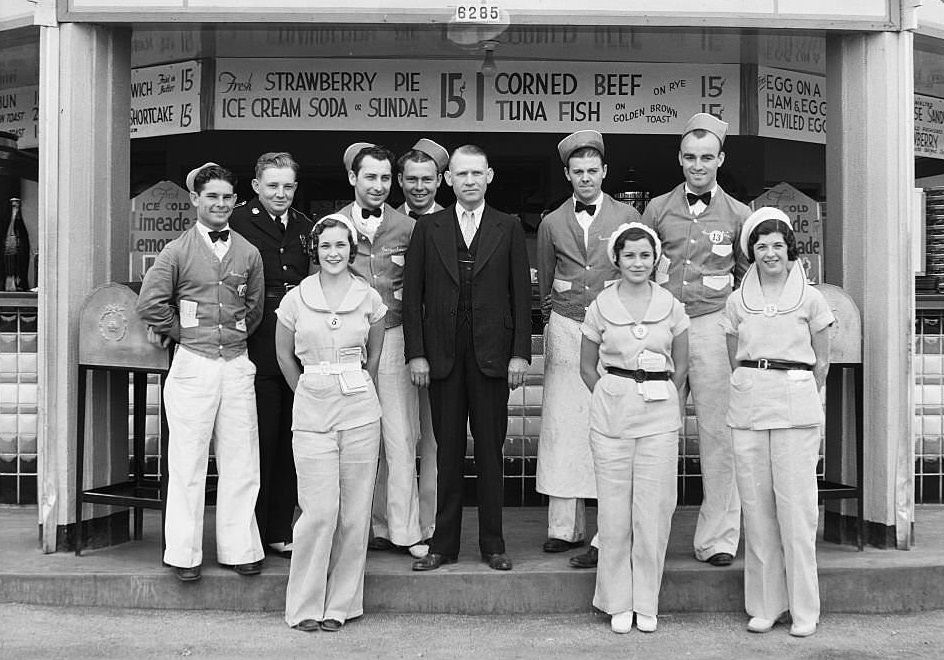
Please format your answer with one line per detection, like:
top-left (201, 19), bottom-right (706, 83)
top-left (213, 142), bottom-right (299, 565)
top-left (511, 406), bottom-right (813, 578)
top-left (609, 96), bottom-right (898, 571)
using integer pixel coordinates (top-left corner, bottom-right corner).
top-left (352, 201), bottom-right (384, 223)
top-left (195, 220), bottom-right (230, 241)
top-left (299, 273), bottom-right (372, 313)
top-left (684, 184), bottom-right (718, 201)
top-left (596, 281), bottom-right (674, 326)
top-left (455, 202), bottom-right (485, 226)
top-left (738, 262), bottom-right (806, 314)
top-left (573, 192), bottom-right (604, 218)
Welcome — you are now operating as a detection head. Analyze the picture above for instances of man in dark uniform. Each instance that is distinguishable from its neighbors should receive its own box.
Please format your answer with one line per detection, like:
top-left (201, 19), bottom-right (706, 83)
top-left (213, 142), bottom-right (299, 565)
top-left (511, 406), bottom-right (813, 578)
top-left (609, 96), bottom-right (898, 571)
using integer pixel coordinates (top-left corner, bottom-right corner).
top-left (230, 151), bottom-right (313, 557)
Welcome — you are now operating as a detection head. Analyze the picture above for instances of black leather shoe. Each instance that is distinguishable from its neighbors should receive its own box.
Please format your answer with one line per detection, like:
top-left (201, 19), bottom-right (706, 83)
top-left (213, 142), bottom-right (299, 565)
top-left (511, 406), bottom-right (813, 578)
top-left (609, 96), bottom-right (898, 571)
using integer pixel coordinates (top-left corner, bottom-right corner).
top-left (543, 538), bottom-right (585, 553)
top-left (293, 619), bottom-right (319, 633)
top-left (174, 565), bottom-right (201, 582)
top-left (482, 552), bottom-right (512, 571)
top-left (220, 560), bottom-right (263, 576)
top-left (412, 553), bottom-right (457, 571)
top-left (707, 552), bottom-right (734, 567)
top-left (320, 619), bottom-right (343, 632)
top-left (368, 537), bottom-right (397, 551)
top-left (569, 546), bottom-right (598, 569)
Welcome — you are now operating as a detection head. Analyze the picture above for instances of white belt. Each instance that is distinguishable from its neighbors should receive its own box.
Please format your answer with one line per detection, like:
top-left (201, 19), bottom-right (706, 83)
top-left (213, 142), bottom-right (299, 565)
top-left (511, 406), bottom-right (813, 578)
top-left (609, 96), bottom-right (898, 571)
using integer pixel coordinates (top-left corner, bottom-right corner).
top-left (304, 361), bottom-right (362, 375)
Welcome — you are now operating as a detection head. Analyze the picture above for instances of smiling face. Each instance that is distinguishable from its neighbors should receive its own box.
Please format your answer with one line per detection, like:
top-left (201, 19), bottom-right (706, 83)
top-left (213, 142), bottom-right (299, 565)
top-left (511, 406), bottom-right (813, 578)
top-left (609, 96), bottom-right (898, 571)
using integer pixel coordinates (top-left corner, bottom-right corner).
top-left (752, 231), bottom-right (789, 278)
top-left (252, 166), bottom-right (297, 217)
top-left (565, 154), bottom-right (607, 205)
top-left (398, 159), bottom-right (441, 214)
top-left (617, 237), bottom-right (656, 285)
top-left (445, 151), bottom-right (493, 210)
top-left (678, 132), bottom-right (725, 195)
top-left (350, 155), bottom-right (392, 211)
top-left (317, 225), bottom-right (352, 275)
top-left (190, 178), bottom-right (236, 230)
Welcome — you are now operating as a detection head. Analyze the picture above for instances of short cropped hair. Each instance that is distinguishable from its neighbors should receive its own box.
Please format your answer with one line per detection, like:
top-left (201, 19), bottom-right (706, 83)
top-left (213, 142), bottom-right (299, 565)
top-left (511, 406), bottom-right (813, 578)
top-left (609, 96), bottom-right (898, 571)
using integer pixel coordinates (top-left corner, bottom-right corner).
top-left (449, 144), bottom-right (489, 169)
top-left (567, 146), bottom-right (604, 166)
top-left (397, 149), bottom-right (437, 173)
top-left (255, 152), bottom-right (299, 179)
top-left (352, 145), bottom-right (396, 175)
top-left (193, 165), bottom-right (236, 193)
top-left (746, 219), bottom-right (798, 263)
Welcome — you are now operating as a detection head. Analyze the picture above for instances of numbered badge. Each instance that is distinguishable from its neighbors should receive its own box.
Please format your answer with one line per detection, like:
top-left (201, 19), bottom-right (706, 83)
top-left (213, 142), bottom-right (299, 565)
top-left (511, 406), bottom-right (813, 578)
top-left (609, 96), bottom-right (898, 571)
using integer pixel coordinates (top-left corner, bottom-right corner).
top-left (328, 314), bottom-right (342, 330)
top-left (763, 304), bottom-right (778, 318)
top-left (632, 324), bottom-right (649, 339)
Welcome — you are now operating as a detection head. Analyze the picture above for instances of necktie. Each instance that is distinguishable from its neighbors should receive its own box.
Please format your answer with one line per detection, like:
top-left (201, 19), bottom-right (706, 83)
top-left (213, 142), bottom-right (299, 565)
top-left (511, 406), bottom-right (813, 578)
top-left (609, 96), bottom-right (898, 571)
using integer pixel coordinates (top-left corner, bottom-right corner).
top-left (408, 210), bottom-right (421, 220)
top-left (208, 229), bottom-right (230, 243)
top-left (575, 201), bottom-right (596, 215)
top-left (460, 211), bottom-right (476, 247)
top-left (272, 214), bottom-right (285, 233)
top-left (686, 191), bottom-right (712, 207)
top-left (361, 207), bottom-right (382, 219)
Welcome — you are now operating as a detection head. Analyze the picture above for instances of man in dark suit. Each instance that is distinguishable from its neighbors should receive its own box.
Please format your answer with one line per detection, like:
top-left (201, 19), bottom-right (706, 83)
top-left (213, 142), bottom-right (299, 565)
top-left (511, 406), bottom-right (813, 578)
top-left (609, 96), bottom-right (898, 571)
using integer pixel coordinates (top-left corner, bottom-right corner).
top-left (230, 152), bottom-right (313, 557)
top-left (403, 144), bottom-right (532, 572)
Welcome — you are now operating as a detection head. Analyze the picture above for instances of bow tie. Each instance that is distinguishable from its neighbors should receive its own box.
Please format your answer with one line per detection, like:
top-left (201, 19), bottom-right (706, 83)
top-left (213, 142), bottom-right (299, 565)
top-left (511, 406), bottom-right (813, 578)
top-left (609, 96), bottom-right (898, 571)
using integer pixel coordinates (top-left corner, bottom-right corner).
top-left (208, 229), bottom-right (230, 243)
top-left (408, 210), bottom-right (421, 220)
top-left (575, 201), bottom-right (596, 215)
top-left (686, 191), bottom-right (712, 207)
top-left (361, 207), bottom-right (382, 219)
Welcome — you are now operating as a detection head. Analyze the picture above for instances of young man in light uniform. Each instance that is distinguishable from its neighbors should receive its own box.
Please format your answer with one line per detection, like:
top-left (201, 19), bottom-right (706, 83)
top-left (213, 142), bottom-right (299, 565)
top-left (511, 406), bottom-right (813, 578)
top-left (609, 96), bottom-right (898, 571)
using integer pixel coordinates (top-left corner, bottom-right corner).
top-left (337, 143), bottom-right (425, 556)
top-left (536, 130), bottom-right (641, 569)
top-left (137, 163), bottom-right (265, 581)
top-left (230, 152), bottom-right (313, 558)
top-left (641, 113), bottom-right (750, 567)
top-left (387, 138), bottom-right (449, 545)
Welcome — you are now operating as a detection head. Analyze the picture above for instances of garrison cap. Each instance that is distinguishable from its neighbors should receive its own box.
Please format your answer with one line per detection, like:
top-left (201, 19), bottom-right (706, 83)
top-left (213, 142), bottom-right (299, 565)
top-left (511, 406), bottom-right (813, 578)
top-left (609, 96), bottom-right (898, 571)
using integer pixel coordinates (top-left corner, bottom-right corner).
top-left (740, 207), bottom-right (793, 257)
top-left (343, 142), bottom-right (375, 172)
top-left (412, 138), bottom-right (450, 173)
top-left (682, 112), bottom-right (728, 145)
top-left (557, 130), bottom-right (605, 164)
top-left (185, 162), bottom-right (219, 192)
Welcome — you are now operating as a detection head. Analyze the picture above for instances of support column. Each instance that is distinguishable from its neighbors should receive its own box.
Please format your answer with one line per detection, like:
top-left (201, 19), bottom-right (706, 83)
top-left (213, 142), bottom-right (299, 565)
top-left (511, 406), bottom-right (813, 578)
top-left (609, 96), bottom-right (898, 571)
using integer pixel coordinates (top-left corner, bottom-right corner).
top-left (825, 31), bottom-right (915, 549)
top-left (37, 22), bottom-right (131, 552)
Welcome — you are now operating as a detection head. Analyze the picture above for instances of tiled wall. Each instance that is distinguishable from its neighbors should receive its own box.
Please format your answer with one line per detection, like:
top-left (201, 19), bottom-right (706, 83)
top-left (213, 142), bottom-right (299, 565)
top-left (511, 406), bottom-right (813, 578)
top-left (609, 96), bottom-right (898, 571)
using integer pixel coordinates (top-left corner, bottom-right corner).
top-left (0, 306), bottom-right (38, 505)
top-left (915, 311), bottom-right (944, 503)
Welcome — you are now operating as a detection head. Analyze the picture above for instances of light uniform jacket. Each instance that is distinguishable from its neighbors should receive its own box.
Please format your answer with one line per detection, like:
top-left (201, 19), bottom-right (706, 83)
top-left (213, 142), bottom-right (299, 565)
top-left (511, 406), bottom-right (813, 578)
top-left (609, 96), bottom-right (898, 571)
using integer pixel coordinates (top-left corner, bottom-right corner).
top-left (642, 183), bottom-right (750, 319)
top-left (720, 263), bottom-right (834, 430)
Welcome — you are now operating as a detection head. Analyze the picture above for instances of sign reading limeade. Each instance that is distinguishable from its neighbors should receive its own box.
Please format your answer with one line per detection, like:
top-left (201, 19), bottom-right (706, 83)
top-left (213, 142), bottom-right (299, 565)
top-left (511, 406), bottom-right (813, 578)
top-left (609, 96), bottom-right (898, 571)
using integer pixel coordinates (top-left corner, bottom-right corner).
top-left (129, 181), bottom-right (196, 280)
top-left (751, 182), bottom-right (823, 284)
top-left (212, 58), bottom-right (739, 134)
top-left (130, 61), bottom-right (202, 139)
top-left (757, 66), bottom-right (826, 144)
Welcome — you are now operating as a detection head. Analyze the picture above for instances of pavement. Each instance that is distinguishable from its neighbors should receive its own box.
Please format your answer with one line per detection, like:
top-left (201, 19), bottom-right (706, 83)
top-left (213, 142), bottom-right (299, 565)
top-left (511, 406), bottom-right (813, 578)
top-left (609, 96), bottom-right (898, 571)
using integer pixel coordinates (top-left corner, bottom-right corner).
top-left (2, 604), bottom-right (943, 659)
top-left (2, 505), bottom-right (944, 615)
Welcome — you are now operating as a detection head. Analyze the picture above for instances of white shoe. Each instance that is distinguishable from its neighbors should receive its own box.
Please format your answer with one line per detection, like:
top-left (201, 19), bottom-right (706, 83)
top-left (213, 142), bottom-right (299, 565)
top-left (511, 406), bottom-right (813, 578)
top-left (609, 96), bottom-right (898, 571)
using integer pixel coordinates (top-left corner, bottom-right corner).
top-left (409, 543), bottom-right (430, 558)
top-left (789, 622), bottom-right (817, 637)
top-left (747, 617), bottom-right (775, 633)
top-left (610, 611), bottom-right (634, 634)
top-left (635, 613), bottom-right (657, 633)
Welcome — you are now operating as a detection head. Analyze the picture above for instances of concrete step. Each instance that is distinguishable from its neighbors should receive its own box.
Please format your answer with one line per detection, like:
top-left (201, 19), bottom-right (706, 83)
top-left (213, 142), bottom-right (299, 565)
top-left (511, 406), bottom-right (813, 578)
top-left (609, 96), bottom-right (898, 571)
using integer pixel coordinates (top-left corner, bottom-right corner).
top-left (2, 506), bottom-right (944, 614)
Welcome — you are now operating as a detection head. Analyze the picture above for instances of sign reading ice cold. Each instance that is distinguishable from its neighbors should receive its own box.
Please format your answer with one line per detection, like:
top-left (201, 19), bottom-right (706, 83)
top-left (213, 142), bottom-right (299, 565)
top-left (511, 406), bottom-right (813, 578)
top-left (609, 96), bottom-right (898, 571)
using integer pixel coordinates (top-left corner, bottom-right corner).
top-left (213, 58), bottom-right (740, 134)
top-left (757, 66), bottom-right (826, 144)
top-left (130, 61), bottom-right (202, 139)
top-left (0, 86), bottom-right (39, 149)
top-left (129, 181), bottom-right (196, 279)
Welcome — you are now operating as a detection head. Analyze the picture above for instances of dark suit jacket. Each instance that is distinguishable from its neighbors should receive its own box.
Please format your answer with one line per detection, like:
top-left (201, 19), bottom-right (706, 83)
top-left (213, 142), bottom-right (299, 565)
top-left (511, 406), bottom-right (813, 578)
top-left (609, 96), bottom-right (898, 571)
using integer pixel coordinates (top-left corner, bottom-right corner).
top-left (402, 203), bottom-right (532, 380)
top-left (230, 198), bottom-right (313, 375)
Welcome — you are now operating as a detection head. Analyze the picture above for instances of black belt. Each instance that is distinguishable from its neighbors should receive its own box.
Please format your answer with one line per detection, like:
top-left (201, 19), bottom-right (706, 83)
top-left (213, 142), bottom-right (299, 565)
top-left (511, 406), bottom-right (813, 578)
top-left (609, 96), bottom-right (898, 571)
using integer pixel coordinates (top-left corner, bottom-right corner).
top-left (265, 284), bottom-right (296, 298)
top-left (740, 359), bottom-right (813, 371)
top-left (605, 366), bottom-right (670, 382)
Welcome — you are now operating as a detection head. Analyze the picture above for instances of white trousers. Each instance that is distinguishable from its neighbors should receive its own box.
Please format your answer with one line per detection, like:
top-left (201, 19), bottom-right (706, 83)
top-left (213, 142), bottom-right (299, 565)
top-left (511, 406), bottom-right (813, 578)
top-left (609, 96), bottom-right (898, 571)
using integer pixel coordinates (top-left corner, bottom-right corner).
top-left (369, 326), bottom-right (422, 546)
top-left (417, 386), bottom-right (438, 540)
top-left (687, 311), bottom-right (741, 560)
top-left (548, 496), bottom-right (587, 543)
top-left (733, 426), bottom-right (821, 629)
top-left (591, 429), bottom-right (678, 616)
top-left (285, 420), bottom-right (381, 626)
top-left (162, 348), bottom-right (263, 568)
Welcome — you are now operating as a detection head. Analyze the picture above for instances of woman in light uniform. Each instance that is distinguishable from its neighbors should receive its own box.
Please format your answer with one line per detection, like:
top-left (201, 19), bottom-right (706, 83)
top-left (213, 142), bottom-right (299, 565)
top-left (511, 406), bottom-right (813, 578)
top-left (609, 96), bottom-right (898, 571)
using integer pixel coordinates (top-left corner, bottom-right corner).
top-left (579, 222), bottom-right (689, 634)
top-left (721, 207), bottom-right (833, 638)
top-left (275, 214), bottom-right (386, 633)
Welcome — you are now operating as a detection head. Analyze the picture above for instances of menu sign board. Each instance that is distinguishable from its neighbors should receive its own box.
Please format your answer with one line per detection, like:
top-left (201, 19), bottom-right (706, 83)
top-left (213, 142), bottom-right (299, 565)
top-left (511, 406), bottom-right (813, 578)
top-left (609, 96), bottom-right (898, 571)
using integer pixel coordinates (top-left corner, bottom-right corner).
top-left (757, 66), bottom-right (826, 144)
top-left (0, 86), bottom-right (38, 149)
top-left (213, 58), bottom-right (739, 134)
top-left (915, 94), bottom-right (944, 160)
top-left (129, 181), bottom-right (196, 280)
top-left (130, 61), bottom-right (202, 139)
top-left (751, 182), bottom-right (823, 284)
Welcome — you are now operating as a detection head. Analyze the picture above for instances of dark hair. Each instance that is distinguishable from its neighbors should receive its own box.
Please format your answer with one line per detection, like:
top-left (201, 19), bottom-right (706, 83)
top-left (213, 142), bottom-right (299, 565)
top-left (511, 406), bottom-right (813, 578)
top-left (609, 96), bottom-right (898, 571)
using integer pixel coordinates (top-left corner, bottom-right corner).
top-left (397, 149), bottom-right (438, 173)
top-left (352, 145), bottom-right (396, 174)
top-left (612, 227), bottom-right (658, 265)
top-left (255, 152), bottom-right (298, 178)
top-left (567, 146), bottom-right (604, 166)
top-left (747, 219), bottom-right (798, 263)
top-left (679, 128), bottom-right (723, 152)
top-left (311, 216), bottom-right (357, 265)
top-left (193, 165), bottom-right (236, 193)
top-left (449, 144), bottom-right (489, 169)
